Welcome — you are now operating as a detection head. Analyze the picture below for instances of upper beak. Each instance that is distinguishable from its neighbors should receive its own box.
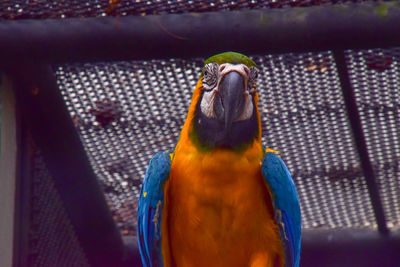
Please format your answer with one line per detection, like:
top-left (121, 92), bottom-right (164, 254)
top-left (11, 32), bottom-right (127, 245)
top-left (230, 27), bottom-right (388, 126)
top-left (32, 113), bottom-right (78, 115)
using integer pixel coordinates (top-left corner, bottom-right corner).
top-left (214, 71), bottom-right (246, 133)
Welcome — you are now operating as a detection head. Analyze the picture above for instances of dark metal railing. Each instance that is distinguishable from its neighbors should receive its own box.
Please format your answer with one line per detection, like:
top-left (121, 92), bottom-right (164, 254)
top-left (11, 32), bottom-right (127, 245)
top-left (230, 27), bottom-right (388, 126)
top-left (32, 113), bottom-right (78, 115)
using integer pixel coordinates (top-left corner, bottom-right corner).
top-left (0, 2), bottom-right (399, 65)
top-left (9, 65), bottom-right (125, 267)
top-left (333, 50), bottom-right (388, 234)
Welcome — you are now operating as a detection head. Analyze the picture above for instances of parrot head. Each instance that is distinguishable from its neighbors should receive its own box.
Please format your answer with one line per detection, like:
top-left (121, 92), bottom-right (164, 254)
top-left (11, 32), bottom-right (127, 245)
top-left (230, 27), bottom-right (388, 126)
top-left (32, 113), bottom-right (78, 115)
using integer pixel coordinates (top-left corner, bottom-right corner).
top-left (187, 52), bottom-right (261, 151)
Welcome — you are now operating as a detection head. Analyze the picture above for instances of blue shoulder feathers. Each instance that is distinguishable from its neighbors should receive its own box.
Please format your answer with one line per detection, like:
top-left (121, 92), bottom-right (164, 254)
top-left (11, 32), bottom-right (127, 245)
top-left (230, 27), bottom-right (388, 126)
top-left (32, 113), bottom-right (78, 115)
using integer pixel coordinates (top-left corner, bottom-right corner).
top-left (261, 152), bottom-right (301, 267)
top-left (137, 152), bottom-right (171, 267)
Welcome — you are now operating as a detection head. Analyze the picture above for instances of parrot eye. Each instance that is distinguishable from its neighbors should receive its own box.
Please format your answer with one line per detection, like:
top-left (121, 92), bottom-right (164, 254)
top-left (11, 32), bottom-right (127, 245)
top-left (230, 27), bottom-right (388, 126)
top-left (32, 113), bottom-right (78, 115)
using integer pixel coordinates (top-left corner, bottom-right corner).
top-left (203, 62), bottom-right (219, 91)
top-left (248, 66), bottom-right (259, 93)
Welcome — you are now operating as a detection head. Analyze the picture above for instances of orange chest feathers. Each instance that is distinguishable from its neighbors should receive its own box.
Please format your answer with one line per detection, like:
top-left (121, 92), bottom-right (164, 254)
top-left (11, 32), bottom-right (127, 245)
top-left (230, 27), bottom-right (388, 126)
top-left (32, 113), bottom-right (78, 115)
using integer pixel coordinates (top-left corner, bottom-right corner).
top-left (162, 147), bottom-right (284, 267)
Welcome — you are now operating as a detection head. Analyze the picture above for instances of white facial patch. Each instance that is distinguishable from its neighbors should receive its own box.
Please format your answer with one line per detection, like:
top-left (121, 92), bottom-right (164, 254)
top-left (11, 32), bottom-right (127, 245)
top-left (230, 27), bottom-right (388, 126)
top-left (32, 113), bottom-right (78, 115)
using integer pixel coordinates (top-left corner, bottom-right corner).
top-left (200, 63), bottom-right (255, 121)
top-left (200, 90), bottom-right (217, 118)
top-left (237, 91), bottom-right (254, 121)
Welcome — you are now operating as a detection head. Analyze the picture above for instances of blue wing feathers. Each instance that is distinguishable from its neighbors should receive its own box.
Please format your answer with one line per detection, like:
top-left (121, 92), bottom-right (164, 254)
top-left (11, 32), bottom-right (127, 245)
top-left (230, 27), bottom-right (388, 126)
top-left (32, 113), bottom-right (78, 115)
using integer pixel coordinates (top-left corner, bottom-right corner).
top-left (281, 211), bottom-right (295, 266)
top-left (261, 152), bottom-right (301, 267)
top-left (138, 152), bottom-right (171, 267)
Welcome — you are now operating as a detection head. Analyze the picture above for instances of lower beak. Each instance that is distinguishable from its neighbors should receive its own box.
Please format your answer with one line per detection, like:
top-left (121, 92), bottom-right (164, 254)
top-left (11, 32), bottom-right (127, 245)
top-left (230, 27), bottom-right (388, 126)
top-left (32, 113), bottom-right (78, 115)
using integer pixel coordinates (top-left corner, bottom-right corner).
top-left (213, 71), bottom-right (245, 132)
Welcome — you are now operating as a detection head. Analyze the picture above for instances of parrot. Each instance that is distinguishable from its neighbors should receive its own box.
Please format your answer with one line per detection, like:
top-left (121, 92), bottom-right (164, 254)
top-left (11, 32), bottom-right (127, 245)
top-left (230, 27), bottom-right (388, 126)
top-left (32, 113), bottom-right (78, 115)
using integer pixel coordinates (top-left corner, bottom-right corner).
top-left (137, 52), bottom-right (301, 267)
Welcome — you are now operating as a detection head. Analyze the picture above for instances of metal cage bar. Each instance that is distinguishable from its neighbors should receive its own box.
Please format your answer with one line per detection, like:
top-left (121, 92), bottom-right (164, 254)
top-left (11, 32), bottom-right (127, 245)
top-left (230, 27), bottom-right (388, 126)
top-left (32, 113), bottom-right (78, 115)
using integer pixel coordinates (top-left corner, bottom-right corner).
top-left (8, 65), bottom-right (125, 267)
top-left (12, 95), bottom-right (30, 267)
top-left (333, 50), bottom-right (389, 234)
top-left (0, 2), bottom-right (399, 65)
top-left (301, 229), bottom-right (400, 266)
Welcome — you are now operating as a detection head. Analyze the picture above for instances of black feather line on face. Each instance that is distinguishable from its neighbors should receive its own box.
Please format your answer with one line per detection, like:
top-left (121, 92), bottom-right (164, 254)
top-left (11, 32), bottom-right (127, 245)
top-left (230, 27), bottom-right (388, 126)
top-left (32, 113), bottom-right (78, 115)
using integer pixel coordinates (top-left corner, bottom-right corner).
top-left (190, 90), bottom-right (259, 151)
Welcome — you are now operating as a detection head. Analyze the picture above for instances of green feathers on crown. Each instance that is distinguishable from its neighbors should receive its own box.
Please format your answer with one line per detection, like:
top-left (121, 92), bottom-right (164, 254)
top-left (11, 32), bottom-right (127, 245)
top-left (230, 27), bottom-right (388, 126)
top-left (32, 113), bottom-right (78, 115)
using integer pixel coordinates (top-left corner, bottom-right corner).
top-left (204, 52), bottom-right (258, 70)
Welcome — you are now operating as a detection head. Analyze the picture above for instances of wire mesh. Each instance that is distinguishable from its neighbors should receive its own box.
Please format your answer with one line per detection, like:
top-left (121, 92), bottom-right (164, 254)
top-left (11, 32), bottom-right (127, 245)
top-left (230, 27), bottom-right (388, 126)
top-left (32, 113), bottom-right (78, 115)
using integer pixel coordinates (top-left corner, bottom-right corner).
top-left (346, 48), bottom-right (400, 231)
top-left (0, 0), bottom-right (388, 20)
top-left (55, 51), bottom-right (384, 236)
top-left (254, 52), bottom-right (375, 229)
top-left (29, 145), bottom-right (89, 267)
top-left (56, 59), bottom-right (203, 235)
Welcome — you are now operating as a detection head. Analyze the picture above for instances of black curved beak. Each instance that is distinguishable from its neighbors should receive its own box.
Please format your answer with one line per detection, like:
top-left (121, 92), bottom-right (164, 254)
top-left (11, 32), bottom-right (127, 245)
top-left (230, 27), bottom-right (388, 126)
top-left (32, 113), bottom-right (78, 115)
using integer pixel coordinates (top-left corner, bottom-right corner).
top-left (214, 71), bottom-right (245, 133)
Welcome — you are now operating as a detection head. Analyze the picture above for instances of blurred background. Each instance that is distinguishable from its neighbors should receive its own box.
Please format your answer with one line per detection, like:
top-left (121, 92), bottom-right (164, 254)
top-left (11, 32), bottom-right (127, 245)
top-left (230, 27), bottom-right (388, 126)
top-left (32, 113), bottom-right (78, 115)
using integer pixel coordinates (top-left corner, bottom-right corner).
top-left (1, 1), bottom-right (400, 266)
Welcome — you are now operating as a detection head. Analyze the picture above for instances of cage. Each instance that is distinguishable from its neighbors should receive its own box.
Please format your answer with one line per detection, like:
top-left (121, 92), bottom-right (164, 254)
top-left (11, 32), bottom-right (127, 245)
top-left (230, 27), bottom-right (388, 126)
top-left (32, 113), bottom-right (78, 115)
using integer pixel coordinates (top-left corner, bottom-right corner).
top-left (1, 1), bottom-right (400, 267)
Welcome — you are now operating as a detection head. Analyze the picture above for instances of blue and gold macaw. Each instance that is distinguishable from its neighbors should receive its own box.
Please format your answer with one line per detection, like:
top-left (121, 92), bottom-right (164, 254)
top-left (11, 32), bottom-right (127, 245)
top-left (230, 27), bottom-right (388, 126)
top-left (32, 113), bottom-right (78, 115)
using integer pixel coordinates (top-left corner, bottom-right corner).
top-left (138, 52), bottom-right (301, 267)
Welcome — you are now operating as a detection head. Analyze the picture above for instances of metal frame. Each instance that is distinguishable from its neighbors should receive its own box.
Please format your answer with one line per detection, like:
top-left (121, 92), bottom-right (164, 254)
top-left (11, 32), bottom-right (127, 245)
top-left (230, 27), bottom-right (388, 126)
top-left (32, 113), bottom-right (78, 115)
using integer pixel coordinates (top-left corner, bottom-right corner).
top-left (8, 65), bottom-right (125, 267)
top-left (12, 86), bottom-right (30, 267)
top-left (2, 1), bottom-right (400, 266)
top-left (0, 2), bottom-right (399, 65)
top-left (301, 229), bottom-right (400, 266)
top-left (333, 50), bottom-right (389, 234)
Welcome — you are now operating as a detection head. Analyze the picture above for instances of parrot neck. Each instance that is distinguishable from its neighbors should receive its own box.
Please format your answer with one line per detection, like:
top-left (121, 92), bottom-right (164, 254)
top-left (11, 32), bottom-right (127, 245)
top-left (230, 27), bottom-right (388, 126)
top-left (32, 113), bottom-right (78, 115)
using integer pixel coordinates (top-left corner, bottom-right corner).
top-left (174, 133), bottom-right (264, 173)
